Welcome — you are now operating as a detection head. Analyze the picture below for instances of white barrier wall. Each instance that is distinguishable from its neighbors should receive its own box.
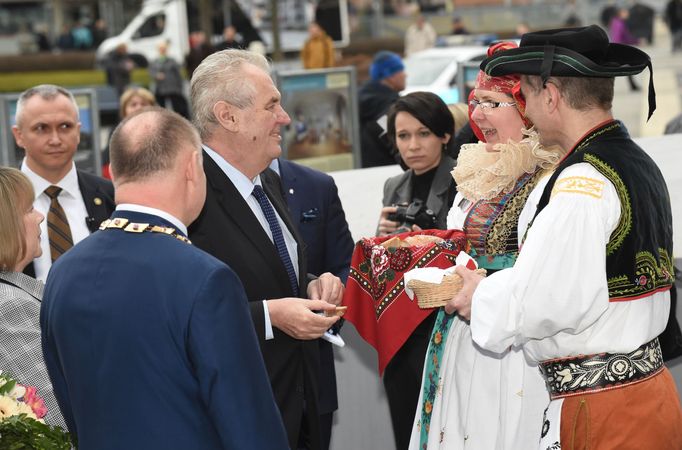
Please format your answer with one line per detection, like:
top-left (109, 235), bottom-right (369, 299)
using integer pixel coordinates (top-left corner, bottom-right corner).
top-left (327, 134), bottom-right (682, 450)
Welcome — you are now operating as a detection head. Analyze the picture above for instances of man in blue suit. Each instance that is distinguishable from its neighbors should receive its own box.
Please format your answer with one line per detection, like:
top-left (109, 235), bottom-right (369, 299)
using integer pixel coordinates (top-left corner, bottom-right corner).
top-left (271, 158), bottom-right (354, 450)
top-left (41, 107), bottom-right (288, 450)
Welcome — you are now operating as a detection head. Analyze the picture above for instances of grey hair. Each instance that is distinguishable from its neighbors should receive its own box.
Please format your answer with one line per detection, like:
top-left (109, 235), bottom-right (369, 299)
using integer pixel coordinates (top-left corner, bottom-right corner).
top-left (15, 84), bottom-right (79, 125)
top-left (190, 49), bottom-right (271, 140)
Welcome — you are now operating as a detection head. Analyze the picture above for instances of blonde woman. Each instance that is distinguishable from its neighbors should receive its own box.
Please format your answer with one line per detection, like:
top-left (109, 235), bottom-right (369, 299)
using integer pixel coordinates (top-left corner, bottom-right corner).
top-left (102, 87), bottom-right (156, 179)
top-left (0, 167), bottom-right (65, 428)
top-left (410, 42), bottom-right (564, 449)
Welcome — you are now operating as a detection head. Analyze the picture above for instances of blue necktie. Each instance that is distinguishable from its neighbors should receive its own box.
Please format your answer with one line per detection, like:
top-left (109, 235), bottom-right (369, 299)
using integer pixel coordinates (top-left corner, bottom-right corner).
top-left (252, 185), bottom-right (299, 297)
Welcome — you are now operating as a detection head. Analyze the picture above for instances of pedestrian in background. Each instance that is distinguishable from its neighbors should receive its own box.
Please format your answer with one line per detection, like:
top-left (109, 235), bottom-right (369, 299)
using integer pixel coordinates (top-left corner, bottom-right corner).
top-left (666, 0), bottom-right (682, 52)
top-left (149, 41), bottom-right (189, 118)
top-left (102, 87), bottom-right (157, 179)
top-left (71, 19), bottom-right (93, 50)
top-left (105, 43), bottom-right (135, 96)
top-left (609, 8), bottom-right (640, 91)
top-left (358, 51), bottom-right (406, 168)
top-left (450, 16), bottom-right (469, 35)
top-left (92, 18), bottom-right (109, 48)
top-left (56, 24), bottom-right (74, 51)
top-left (186, 31), bottom-right (213, 79)
top-left (301, 21), bottom-right (335, 69)
top-left (214, 25), bottom-right (243, 51)
top-left (404, 14), bottom-right (436, 57)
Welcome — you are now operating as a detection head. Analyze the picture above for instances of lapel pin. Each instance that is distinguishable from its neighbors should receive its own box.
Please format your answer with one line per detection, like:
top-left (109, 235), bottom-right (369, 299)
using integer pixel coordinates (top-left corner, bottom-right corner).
top-left (94, 197), bottom-right (103, 206)
top-left (289, 188), bottom-right (294, 195)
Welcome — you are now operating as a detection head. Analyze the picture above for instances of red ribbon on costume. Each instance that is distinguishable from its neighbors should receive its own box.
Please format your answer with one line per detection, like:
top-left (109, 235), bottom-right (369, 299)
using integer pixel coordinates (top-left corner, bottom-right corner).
top-left (343, 229), bottom-right (467, 375)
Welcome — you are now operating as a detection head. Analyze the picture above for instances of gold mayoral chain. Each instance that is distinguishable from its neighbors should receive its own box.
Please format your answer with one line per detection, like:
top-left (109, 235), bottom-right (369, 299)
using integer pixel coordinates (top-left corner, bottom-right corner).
top-left (99, 218), bottom-right (192, 244)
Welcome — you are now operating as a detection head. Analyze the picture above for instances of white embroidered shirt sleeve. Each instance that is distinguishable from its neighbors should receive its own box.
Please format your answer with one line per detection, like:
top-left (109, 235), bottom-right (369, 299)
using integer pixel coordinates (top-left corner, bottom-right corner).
top-left (469, 163), bottom-right (623, 359)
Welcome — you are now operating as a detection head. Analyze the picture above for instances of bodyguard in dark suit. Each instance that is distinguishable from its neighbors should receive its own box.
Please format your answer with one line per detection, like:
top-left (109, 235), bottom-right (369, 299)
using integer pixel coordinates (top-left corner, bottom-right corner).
top-left (188, 49), bottom-right (345, 450)
top-left (12, 84), bottom-right (115, 281)
top-left (41, 108), bottom-right (288, 450)
top-left (273, 158), bottom-right (355, 450)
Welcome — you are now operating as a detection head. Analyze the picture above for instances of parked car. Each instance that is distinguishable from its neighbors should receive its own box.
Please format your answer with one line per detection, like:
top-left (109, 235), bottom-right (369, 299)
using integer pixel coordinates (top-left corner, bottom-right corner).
top-left (401, 46), bottom-right (488, 104)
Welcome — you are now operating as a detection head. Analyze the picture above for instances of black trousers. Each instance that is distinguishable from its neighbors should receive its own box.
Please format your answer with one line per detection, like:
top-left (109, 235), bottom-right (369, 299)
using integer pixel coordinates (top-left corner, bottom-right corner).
top-left (156, 93), bottom-right (189, 119)
top-left (383, 311), bottom-right (437, 450)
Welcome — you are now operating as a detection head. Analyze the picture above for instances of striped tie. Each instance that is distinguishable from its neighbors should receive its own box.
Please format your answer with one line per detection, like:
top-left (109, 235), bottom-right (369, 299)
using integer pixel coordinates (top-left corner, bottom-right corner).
top-left (252, 185), bottom-right (299, 296)
top-left (44, 186), bottom-right (73, 262)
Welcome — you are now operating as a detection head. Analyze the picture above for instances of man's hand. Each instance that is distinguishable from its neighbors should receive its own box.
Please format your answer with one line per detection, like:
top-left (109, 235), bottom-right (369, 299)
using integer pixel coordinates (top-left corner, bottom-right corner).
top-left (445, 265), bottom-right (486, 320)
top-left (307, 272), bottom-right (344, 306)
top-left (267, 298), bottom-right (339, 340)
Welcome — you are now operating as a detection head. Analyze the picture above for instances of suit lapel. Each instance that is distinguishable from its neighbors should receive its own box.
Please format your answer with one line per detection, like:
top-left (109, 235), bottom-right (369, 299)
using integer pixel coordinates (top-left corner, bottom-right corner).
top-left (394, 172), bottom-right (413, 204)
top-left (77, 171), bottom-right (112, 232)
top-left (277, 161), bottom-right (301, 225)
top-left (203, 154), bottom-right (297, 295)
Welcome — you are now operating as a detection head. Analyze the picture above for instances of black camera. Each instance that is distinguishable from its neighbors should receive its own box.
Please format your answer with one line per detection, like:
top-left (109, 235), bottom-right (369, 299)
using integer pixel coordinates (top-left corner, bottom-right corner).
top-left (387, 200), bottom-right (438, 233)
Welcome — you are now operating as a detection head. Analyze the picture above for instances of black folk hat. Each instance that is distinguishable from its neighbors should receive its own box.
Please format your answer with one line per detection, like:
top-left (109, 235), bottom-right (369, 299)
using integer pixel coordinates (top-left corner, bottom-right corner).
top-left (480, 25), bottom-right (656, 120)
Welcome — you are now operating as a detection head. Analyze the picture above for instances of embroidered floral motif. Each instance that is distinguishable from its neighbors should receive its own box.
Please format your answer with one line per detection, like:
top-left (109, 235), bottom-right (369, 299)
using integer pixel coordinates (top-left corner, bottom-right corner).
top-left (539, 339), bottom-right (663, 399)
top-left (371, 247), bottom-right (390, 277)
top-left (487, 169), bottom-right (546, 255)
top-left (389, 247), bottom-right (412, 271)
top-left (607, 248), bottom-right (674, 299)
top-left (551, 176), bottom-right (605, 199)
top-left (354, 238), bottom-right (458, 303)
top-left (418, 309), bottom-right (454, 447)
top-left (464, 169), bottom-right (544, 258)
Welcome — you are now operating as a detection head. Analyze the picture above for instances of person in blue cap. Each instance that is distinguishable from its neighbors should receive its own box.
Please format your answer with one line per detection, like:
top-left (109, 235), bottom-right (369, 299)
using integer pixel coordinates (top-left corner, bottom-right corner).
top-left (358, 50), bottom-right (406, 168)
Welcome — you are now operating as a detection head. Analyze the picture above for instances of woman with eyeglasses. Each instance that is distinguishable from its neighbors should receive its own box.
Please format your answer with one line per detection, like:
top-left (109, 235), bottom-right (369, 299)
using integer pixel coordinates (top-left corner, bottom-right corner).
top-left (409, 42), bottom-right (565, 449)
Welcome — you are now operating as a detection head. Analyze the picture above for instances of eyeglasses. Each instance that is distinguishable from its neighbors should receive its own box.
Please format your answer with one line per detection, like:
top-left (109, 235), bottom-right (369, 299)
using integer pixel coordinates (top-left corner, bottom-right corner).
top-left (469, 99), bottom-right (517, 115)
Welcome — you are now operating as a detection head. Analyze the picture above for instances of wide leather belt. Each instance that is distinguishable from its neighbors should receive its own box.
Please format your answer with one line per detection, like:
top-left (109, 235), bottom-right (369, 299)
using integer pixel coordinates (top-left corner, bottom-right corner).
top-left (538, 338), bottom-right (664, 400)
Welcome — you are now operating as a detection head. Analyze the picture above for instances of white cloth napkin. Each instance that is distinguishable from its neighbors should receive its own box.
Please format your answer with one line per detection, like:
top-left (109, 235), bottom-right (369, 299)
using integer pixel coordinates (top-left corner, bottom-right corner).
top-left (403, 251), bottom-right (477, 300)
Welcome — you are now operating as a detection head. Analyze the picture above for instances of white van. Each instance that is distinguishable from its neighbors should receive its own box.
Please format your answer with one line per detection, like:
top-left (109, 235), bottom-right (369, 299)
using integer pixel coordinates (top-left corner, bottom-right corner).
top-left (96, 0), bottom-right (189, 65)
top-left (96, 0), bottom-right (349, 66)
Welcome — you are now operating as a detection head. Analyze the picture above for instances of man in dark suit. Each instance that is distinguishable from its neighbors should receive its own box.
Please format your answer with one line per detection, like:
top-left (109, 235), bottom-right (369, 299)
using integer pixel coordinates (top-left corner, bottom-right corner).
top-left (188, 49), bottom-right (345, 450)
top-left (272, 158), bottom-right (354, 450)
top-left (12, 84), bottom-right (115, 281)
top-left (41, 107), bottom-right (289, 450)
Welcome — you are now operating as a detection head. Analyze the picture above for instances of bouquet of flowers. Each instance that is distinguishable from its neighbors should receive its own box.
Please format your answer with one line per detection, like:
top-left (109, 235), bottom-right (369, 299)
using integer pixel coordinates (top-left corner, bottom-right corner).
top-left (0, 371), bottom-right (71, 449)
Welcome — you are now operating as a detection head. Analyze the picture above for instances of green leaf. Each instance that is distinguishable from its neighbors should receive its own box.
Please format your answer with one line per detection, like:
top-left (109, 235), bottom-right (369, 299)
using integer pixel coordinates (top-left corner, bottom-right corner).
top-left (359, 261), bottom-right (370, 274)
top-left (0, 415), bottom-right (72, 450)
top-left (0, 378), bottom-right (16, 396)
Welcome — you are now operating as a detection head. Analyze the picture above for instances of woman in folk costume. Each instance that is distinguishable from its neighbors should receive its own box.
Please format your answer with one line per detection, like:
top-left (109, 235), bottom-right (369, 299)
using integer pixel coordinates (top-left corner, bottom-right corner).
top-left (408, 41), bottom-right (565, 449)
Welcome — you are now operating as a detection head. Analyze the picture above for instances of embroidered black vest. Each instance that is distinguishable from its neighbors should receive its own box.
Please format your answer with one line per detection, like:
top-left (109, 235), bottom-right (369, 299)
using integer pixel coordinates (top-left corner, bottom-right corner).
top-left (533, 121), bottom-right (674, 300)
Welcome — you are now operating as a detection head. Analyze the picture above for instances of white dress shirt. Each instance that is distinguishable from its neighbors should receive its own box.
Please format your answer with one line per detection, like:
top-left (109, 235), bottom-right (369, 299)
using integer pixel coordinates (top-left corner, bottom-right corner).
top-left (204, 145), bottom-right (300, 340)
top-left (470, 162), bottom-right (670, 362)
top-left (21, 160), bottom-right (90, 282)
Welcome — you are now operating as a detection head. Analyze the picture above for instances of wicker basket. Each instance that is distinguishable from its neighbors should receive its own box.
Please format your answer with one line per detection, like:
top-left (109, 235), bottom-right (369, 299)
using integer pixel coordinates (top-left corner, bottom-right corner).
top-left (408, 268), bottom-right (487, 309)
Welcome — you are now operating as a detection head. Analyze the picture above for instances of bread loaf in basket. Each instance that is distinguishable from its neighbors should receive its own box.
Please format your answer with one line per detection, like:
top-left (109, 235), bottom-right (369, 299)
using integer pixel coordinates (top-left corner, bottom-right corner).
top-left (408, 268), bottom-right (487, 309)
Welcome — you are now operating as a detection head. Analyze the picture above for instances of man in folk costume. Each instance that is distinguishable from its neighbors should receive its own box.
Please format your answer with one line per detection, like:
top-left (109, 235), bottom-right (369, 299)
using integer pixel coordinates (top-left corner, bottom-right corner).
top-left (448, 25), bottom-right (682, 449)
